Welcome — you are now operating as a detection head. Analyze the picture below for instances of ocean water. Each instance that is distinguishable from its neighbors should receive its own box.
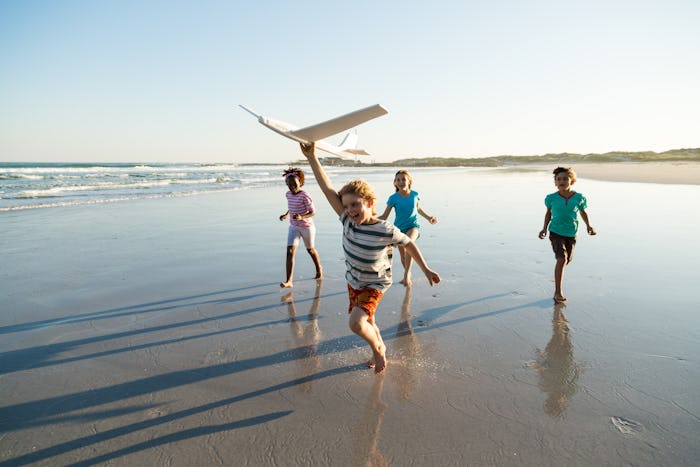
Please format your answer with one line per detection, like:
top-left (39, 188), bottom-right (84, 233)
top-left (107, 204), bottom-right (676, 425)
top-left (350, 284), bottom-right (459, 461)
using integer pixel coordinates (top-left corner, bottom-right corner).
top-left (0, 162), bottom-right (286, 211)
top-left (0, 162), bottom-right (407, 212)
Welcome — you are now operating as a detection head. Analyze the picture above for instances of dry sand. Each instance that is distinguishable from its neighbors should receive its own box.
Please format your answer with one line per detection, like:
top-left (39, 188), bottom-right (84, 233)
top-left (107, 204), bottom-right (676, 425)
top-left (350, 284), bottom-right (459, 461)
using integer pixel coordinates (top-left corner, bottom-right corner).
top-left (1, 166), bottom-right (699, 465)
top-left (502, 160), bottom-right (700, 185)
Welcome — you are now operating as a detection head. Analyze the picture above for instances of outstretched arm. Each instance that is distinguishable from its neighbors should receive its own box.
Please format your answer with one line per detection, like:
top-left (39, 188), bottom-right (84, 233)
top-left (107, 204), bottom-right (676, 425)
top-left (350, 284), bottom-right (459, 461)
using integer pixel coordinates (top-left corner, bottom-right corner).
top-left (300, 143), bottom-right (343, 216)
top-left (279, 210), bottom-right (289, 221)
top-left (378, 205), bottom-right (393, 221)
top-left (417, 204), bottom-right (437, 224)
top-left (580, 209), bottom-right (596, 235)
top-left (402, 241), bottom-right (440, 286)
top-left (539, 208), bottom-right (551, 239)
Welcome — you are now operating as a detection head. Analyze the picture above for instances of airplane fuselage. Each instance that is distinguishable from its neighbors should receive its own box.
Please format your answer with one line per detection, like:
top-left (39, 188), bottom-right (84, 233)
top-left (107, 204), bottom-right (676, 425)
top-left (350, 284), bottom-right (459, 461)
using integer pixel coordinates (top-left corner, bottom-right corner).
top-left (257, 117), bottom-right (306, 144)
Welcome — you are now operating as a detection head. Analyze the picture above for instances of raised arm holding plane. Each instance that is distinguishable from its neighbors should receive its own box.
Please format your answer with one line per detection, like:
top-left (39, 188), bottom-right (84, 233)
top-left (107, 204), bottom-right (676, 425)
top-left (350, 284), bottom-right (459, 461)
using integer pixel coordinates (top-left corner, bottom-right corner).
top-left (300, 143), bottom-right (344, 216)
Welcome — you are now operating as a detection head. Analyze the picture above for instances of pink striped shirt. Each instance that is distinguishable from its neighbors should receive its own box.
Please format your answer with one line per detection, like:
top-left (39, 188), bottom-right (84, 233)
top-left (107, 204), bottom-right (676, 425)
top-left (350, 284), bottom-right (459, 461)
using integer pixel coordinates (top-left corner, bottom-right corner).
top-left (286, 190), bottom-right (314, 228)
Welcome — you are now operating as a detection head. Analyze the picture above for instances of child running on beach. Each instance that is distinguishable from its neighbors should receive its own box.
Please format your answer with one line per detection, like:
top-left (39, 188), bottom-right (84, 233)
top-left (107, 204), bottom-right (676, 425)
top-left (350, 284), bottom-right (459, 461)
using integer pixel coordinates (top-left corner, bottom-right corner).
top-left (300, 143), bottom-right (440, 374)
top-left (538, 167), bottom-right (596, 303)
top-left (279, 167), bottom-right (322, 288)
top-left (379, 170), bottom-right (438, 286)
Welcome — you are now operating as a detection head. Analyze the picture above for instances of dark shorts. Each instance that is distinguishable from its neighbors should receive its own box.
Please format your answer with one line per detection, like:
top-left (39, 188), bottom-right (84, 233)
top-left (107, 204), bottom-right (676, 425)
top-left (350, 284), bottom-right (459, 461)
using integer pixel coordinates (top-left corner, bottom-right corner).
top-left (549, 231), bottom-right (577, 264)
top-left (347, 284), bottom-right (384, 320)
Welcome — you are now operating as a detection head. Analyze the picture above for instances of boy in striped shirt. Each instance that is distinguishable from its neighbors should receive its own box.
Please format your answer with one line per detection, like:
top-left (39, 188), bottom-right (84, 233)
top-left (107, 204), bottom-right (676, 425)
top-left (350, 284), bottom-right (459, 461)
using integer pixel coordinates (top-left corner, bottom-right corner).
top-left (300, 143), bottom-right (440, 374)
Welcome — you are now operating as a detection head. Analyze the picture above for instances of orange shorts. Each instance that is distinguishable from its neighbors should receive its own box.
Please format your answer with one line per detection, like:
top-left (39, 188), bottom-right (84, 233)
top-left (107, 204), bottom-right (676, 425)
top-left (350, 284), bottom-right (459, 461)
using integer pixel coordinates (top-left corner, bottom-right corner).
top-left (347, 284), bottom-right (384, 320)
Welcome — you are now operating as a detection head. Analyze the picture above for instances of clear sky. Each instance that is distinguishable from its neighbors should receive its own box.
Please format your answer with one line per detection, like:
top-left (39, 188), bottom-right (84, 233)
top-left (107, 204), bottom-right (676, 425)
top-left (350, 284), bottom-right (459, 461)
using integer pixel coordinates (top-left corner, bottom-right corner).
top-left (1, 1), bottom-right (698, 164)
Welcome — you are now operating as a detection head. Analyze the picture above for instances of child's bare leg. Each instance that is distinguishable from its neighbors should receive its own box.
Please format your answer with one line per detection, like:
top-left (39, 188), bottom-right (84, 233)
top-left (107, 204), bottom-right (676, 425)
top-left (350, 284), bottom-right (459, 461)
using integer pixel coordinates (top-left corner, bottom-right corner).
top-left (402, 251), bottom-right (414, 286)
top-left (349, 307), bottom-right (387, 374)
top-left (281, 245), bottom-right (296, 288)
top-left (400, 228), bottom-right (420, 286)
top-left (554, 257), bottom-right (566, 302)
top-left (397, 245), bottom-right (410, 285)
top-left (307, 247), bottom-right (323, 279)
top-left (398, 245), bottom-right (408, 270)
top-left (367, 317), bottom-right (385, 367)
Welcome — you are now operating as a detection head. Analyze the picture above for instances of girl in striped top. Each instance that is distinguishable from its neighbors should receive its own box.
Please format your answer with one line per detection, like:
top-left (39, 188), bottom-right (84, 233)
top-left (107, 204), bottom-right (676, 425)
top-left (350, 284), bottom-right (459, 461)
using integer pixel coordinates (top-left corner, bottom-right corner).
top-left (279, 167), bottom-right (323, 288)
top-left (300, 143), bottom-right (440, 374)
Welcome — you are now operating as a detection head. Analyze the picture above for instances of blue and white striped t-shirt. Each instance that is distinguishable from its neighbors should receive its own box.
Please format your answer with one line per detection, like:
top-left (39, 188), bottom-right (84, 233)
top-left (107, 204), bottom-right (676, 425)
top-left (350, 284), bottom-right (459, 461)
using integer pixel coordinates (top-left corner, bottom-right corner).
top-left (340, 213), bottom-right (410, 291)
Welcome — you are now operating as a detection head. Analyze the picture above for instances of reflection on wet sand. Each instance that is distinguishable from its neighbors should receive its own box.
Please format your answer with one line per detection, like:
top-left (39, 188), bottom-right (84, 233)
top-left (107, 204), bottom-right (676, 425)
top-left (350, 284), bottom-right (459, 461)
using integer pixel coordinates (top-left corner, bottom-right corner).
top-left (282, 280), bottom-right (322, 392)
top-left (531, 303), bottom-right (581, 417)
top-left (351, 375), bottom-right (389, 467)
top-left (390, 285), bottom-right (422, 401)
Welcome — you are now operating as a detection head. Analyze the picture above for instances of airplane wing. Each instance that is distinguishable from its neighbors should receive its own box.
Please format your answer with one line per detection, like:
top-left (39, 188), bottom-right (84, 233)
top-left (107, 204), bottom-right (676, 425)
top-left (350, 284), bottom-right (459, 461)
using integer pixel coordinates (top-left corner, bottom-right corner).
top-left (289, 104), bottom-right (388, 142)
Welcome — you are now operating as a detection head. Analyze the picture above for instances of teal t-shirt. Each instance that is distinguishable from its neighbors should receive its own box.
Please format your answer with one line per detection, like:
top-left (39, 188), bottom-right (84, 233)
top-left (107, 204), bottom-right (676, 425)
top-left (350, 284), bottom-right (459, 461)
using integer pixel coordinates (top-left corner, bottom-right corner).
top-left (545, 192), bottom-right (587, 237)
top-left (387, 190), bottom-right (420, 232)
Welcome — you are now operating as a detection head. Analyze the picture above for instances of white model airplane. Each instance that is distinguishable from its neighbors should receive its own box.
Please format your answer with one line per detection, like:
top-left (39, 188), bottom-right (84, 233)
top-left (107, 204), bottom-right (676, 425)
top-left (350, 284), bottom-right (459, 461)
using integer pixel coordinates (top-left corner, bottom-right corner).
top-left (239, 104), bottom-right (388, 158)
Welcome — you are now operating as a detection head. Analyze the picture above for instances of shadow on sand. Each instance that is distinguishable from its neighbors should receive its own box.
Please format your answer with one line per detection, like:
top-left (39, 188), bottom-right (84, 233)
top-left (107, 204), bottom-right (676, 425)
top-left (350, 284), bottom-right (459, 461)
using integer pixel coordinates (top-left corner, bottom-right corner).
top-left (0, 282), bottom-right (546, 465)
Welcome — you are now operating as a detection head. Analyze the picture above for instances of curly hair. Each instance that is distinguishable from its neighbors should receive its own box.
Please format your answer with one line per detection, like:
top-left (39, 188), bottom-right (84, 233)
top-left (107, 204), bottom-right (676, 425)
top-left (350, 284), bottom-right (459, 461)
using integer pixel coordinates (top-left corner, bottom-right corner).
top-left (283, 167), bottom-right (305, 186)
top-left (553, 166), bottom-right (576, 183)
top-left (338, 179), bottom-right (377, 215)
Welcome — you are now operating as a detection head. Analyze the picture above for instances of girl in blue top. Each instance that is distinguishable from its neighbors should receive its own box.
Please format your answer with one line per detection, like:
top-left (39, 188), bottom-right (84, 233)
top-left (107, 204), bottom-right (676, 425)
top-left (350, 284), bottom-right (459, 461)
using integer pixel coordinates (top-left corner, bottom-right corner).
top-left (538, 167), bottom-right (596, 303)
top-left (380, 170), bottom-right (438, 286)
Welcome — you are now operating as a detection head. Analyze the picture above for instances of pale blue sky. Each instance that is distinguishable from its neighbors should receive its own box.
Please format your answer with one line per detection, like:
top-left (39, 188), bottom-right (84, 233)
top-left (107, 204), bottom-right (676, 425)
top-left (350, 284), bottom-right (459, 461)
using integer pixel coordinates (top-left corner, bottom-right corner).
top-left (1, 1), bottom-right (698, 163)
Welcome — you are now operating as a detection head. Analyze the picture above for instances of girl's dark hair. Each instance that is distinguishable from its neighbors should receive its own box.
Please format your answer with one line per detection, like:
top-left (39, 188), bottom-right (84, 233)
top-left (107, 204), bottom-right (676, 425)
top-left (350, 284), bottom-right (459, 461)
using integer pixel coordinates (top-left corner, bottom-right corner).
top-left (553, 166), bottom-right (576, 183)
top-left (283, 167), bottom-right (305, 186)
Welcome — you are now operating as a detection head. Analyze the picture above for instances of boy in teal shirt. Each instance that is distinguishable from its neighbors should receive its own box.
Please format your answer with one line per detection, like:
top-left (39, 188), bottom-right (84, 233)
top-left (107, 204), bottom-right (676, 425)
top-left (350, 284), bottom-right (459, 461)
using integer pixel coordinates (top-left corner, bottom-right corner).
top-left (538, 167), bottom-right (596, 303)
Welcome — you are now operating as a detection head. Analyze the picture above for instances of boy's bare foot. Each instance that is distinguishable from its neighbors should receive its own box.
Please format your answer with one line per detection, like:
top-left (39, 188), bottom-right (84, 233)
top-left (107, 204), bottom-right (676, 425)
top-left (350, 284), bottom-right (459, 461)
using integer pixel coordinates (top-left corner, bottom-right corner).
top-left (280, 281), bottom-right (293, 288)
top-left (372, 344), bottom-right (387, 374)
top-left (315, 269), bottom-right (323, 279)
top-left (373, 354), bottom-right (387, 374)
top-left (553, 293), bottom-right (567, 303)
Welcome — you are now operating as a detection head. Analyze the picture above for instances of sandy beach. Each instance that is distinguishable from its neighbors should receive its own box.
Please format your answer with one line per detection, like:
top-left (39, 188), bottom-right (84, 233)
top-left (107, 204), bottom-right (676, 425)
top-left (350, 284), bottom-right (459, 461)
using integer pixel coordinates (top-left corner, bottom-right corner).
top-left (1, 164), bottom-right (699, 465)
top-left (502, 160), bottom-right (700, 185)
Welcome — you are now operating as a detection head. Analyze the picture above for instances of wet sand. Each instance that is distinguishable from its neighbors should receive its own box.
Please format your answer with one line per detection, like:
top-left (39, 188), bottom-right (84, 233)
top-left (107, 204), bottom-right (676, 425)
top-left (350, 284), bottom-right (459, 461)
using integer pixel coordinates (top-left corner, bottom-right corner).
top-left (1, 166), bottom-right (699, 465)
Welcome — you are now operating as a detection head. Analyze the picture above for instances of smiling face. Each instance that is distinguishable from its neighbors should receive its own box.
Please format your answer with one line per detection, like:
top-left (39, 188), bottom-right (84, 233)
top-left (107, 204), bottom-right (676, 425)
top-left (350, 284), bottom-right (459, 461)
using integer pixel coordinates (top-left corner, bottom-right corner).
top-left (393, 170), bottom-right (412, 192)
top-left (341, 192), bottom-right (375, 224)
top-left (338, 180), bottom-right (378, 224)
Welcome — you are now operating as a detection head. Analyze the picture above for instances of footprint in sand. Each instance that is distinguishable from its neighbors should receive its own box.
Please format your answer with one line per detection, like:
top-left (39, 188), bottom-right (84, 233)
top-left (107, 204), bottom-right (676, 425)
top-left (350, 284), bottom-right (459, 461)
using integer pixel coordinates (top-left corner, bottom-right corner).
top-left (203, 348), bottom-right (232, 365)
top-left (146, 408), bottom-right (168, 419)
top-left (610, 416), bottom-right (642, 435)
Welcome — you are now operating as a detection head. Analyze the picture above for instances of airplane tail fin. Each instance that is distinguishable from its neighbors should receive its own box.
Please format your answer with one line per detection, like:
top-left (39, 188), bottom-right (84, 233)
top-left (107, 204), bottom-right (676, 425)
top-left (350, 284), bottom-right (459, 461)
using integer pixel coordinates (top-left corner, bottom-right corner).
top-left (338, 132), bottom-right (358, 150)
top-left (337, 132), bottom-right (370, 156)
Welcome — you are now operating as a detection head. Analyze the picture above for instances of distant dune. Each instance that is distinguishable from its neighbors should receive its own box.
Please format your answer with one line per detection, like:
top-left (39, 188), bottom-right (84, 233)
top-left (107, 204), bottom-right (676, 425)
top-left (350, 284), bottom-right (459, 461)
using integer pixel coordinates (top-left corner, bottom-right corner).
top-left (296, 147), bottom-right (700, 167)
top-left (388, 147), bottom-right (700, 167)
top-left (287, 148), bottom-right (700, 185)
